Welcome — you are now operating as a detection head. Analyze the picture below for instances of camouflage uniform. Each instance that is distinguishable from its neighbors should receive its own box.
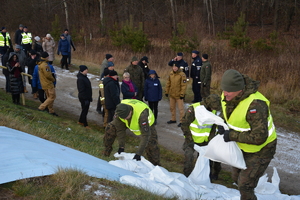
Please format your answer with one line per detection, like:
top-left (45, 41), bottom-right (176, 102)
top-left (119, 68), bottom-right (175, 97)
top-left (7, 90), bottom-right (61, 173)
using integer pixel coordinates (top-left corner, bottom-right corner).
top-left (124, 64), bottom-right (144, 101)
top-left (200, 60), bottom-right (211, 99)
top-left (181, 94), bottom-right (221, 177)
top-left (103, 104), bottom-right (160, 166)
top-left (218, 74), bottom-right (277, 200)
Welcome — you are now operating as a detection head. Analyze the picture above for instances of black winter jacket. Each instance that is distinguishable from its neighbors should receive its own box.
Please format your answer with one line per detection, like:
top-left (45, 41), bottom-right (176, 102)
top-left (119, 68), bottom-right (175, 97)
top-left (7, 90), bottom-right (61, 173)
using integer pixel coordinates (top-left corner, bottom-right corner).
top-left (77, 72), bottom-right (92, 101)
top-left (103, 76), bottom-right (120, 110)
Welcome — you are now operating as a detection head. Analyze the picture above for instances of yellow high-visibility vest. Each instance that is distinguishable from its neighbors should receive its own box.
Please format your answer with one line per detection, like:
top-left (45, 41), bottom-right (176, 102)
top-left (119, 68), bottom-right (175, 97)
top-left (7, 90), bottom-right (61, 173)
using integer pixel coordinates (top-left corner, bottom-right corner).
top-left (189, 103), bottom-right (216, 143)
top-left (119, 99), bottom-right (155, 135)
top-left (21, 32), bottom-right (32, 44)
top-left (0, 32), bottom-right (10, 47)
top-left (221, 92), bottom-right (277, 153)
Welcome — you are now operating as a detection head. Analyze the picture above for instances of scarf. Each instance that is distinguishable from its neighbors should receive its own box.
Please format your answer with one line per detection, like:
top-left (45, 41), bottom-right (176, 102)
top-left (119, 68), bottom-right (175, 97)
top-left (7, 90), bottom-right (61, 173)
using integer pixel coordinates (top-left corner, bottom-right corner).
top-left (123, 80), bottom-right (136, 99)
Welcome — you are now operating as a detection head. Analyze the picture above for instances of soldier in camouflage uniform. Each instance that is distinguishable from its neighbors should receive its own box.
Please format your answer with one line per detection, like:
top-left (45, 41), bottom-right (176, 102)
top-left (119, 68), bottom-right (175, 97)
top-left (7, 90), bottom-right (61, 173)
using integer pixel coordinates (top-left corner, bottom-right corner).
top-left (181, 94), bottom-right (222, 178)
top-left (103, 99), bottom-right (160, 166)
top-left (124, 56), bottom-right (144, 101)
top-left (200, 54), bottom-right (212, 99)
top-left (217, 69), bottom-right (277, 200)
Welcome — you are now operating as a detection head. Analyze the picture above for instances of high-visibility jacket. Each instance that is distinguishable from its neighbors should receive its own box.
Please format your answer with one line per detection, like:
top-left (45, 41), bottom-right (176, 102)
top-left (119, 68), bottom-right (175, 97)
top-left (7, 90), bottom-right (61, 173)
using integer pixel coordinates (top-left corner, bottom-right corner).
top-left (119, 99), bottom-right (155, 135)
top-left (221, 92), bottom-right (277, 153)
top-left (189, 103), bottom-right (216, 143)
top-left (21, 32), bottom-right (32, 44)
top-left (0, 32), bottom-right (10, 47)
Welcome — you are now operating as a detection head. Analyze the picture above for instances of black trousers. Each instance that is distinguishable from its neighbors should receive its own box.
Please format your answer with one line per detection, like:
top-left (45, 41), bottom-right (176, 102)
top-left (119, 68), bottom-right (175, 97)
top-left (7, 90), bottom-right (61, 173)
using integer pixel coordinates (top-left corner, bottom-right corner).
top-left (148, 101), bottom-right (158, 120)
top-left (79, 99), bottom-right (90, 127)
top-left (61, 55), bottom-right (69, 69)
top-left (107, 109), bottom-right (116, 124)
top-left (192, 79), bottom-right (202, 102)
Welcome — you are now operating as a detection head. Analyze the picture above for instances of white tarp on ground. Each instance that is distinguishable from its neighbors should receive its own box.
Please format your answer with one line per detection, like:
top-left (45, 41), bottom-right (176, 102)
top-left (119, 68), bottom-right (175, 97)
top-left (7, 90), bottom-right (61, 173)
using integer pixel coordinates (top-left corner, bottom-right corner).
top-left (1, 126), bottom-right (300, 200)
top-left (0, 126), bottom-right (138, 184)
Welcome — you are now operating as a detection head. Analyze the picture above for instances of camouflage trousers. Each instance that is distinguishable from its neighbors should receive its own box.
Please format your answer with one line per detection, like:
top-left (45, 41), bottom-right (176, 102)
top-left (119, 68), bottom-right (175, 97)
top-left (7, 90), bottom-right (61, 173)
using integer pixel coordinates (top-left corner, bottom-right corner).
top-left (232, 139), bottom-right (277, 200)
top-left (103, 123), bottom-right (160, 166)
top-left (182, 141), bottom-right (221, 177)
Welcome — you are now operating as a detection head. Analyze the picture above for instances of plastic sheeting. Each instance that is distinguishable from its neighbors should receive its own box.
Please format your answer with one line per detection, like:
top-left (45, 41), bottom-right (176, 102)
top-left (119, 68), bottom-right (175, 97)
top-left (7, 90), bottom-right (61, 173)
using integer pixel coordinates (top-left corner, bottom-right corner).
top-left (110, 149), bottom-right (300, 200)
top-left (0, 126), bottom-right (138, 184)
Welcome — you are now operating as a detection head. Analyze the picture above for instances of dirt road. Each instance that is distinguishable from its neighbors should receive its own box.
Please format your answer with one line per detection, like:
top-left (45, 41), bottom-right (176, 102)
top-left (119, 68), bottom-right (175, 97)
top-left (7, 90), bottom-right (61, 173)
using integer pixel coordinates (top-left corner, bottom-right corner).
top-left (1, 66), bottom-right (299, 195)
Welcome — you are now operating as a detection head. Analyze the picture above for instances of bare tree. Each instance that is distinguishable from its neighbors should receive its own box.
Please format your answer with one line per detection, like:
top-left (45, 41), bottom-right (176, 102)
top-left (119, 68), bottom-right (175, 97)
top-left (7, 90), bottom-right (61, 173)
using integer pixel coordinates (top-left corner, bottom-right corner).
top-left (63, 0), bottom-right (69, 30)
top-left (170, 0), bottom-right (178, 35)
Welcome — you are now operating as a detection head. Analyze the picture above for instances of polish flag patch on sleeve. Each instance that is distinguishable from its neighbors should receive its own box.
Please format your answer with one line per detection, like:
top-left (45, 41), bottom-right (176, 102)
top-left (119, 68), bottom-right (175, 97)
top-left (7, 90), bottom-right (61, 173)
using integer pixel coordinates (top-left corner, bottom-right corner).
top-left (142, 122), bottom-right (147, 126)
top-left (250, 109), bottom-right (257, 114)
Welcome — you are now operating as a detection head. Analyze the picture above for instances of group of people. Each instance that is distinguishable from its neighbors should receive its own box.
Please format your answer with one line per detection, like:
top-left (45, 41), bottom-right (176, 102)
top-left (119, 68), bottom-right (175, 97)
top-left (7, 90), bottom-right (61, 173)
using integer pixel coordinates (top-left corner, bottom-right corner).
top-left (0, 24), bottom-right (75, 116)
top-left (2, 25), bottom-right (278, 199)
top-left (92, 52), bottom-right (277, 200)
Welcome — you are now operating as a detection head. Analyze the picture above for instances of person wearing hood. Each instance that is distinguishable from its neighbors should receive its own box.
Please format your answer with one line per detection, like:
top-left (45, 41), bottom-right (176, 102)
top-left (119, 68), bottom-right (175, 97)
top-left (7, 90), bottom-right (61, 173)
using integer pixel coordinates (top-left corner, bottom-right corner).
top-left (6, 52), bottom-right (23, 104)
top-left (103, 70), bottom-right (120, 123)
top-left (144, 70), bottom-right (162, 124)
top-left (37, 52), bottom-right (58, 116)
top-left (42, 33), bottom-right (55, 65)
top-left (77, 65), bottom-right (92, 129)
top-left (217, 69), bottom-right (277, 200)
top-left (124, 56), bottom-right (144, 101)
top-left (57, 34), bottom-right (70, 70)
top-left (165, 63), bottom-right (187, 127)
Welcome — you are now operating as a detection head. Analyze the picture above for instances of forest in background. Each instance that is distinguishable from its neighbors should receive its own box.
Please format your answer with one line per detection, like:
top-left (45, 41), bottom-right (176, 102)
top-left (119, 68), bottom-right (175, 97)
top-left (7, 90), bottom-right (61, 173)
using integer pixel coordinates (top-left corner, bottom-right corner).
top-left (1, 0), bottom-right (300, 117)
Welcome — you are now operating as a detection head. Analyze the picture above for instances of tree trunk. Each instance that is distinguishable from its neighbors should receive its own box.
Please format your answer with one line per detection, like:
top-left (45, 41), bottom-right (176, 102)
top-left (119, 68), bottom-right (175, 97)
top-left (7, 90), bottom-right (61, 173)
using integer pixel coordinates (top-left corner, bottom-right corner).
top-left (99, 0), bottom-right (104, 36)
top-left (170, 0), bottom-right (177, 36)
top-left (63, 0), bottom-right (69, 30)
top-left (273, 0), bottom-right (279, 31)
top-left (209, 0), bottom-right (215, 35)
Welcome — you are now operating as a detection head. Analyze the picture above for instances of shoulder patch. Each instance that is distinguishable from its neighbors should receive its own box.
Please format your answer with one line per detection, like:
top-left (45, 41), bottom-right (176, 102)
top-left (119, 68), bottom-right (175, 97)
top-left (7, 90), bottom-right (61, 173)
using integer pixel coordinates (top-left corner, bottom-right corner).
top-left (142, 122), bottom-right (147, 126)
top-left (188, 109), bottom-right (192, 113)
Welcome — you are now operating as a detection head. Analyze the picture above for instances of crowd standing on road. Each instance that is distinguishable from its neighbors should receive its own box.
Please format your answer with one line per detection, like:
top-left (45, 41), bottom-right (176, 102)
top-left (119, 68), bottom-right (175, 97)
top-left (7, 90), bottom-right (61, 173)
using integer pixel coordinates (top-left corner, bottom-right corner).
top-left (0, 23), bottom-right (278, 199)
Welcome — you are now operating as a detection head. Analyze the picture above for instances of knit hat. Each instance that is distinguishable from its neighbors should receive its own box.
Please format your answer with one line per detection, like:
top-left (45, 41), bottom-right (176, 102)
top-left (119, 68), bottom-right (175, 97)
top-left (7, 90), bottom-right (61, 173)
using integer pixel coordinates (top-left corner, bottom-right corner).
top-left (116, 103), bottom-right (132, 119)
top-left (79, 65), bottom-right (88, 72)
top-left (192, 50), bottom-right (199, 54)
top-left (221, 69), bottom-right (245, 92)
top-left (107, 61), bottom-right (114, 67)
top-left (131, 56), bottom-right (138, 62)
top-left (15, 44), bottom-right (21, 49)
top-left (60, 34), bottom-right (65, 37)
top-left (202, 54), bottom-right (208, 59)
top-left (41, 52), bottom-right (49, 58)
top-left (177, 52), bottom-right (183, 56)
top-left (106, 54), bottom-right (113, 60)
top-left (23, 26), bottom-right (28, 29)
top-left (19, 24), bottom-right (24, 28)
top-left (34, 36), bottom-right (40, 41)
top-left (30, 49), bottom-right (37, 55)
top-left (1, 27), bottom-right (6, 31)
top-left (103, 68), bottom-right (110, 76)
top-left (64, 28), bottom-right (68, 31)
top-left (109, 70), bottom-right (118, 76)
top-left (46, 33), bottom-right (51, 38)
top-left (141, 56), bottom-right (149, 63)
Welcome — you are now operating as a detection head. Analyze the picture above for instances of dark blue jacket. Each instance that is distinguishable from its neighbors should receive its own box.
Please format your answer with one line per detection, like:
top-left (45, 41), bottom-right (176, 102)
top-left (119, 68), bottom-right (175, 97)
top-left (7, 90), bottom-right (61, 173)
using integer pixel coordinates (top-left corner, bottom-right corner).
top-left (32, 63), bottom-right (56, 89)
top-left (144, 70), bottom-right (162, 102)
top-left (57, 38), bottom-right (70, 56)
top-left (190, 55), bottom-right (202, 81)
top-left (121, 80), bottom-right (138, 99)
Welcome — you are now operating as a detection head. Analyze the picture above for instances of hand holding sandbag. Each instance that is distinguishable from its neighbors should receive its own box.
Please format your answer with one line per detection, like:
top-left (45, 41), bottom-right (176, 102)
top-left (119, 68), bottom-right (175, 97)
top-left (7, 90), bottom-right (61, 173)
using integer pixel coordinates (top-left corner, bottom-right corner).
top-left (218, 125), bottom-right (225, 135)
top-left (133, 154), bottom-right (141, 161)
top-left (118, 148), bottom-right (124, 154)
top-left (223, 131), bottom-right (231, 142)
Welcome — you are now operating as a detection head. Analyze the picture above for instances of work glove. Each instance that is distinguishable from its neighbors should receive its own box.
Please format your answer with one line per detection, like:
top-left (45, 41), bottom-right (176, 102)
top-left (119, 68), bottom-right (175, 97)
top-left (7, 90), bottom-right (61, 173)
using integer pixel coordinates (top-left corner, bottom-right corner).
top-left (223, 131), bottom-right (231, 142)
top-left (133, 154), bottom-right (141, 161)
top-left (203, 83), bottom-right (206, 87)
top-left (144, 99), bottom-right (148, 101)
top-left (217, 125), bottom-right (225, 135)
top-left (180, 96), bottom-right (184, 100)
top-left (73, 48), bottom-right (76, 51)
top-left (165, 94), bottom-right (168, 97)
top-left (117, 148), bottom-right (124, 154)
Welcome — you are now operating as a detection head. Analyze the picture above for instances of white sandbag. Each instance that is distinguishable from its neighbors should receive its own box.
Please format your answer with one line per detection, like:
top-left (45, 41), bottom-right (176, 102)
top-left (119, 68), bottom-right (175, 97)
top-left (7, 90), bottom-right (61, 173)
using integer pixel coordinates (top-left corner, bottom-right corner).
top-left (255, 167), bottom-right (280, 195)
top-left (188, 145), bottom-right (212, 188)
top-left (204, 135), bottom-right (247, 169)
top-left (195, 105), bottom-right (229, 130)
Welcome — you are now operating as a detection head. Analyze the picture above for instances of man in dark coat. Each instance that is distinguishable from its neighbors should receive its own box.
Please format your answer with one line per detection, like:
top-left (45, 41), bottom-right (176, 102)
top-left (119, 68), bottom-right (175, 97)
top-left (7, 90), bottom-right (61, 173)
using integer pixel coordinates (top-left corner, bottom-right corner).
top-left (14, 24), bottom-right (23, 46)
top-left (138, 56), bottom-right (150, 79)
top-left (103, 70), bottom-right (120, 123)
top-left (190, 50), bottom-right (202, 103)
top-left (77, 65), bottom-right (93, 128)
top-left (168, 52), bottom-right (189, 78)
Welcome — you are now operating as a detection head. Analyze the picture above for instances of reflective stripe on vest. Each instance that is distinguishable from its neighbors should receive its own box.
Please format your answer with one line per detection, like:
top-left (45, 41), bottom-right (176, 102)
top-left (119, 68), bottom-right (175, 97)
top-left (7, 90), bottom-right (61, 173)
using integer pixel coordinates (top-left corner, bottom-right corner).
top-left (189, 103), bottom-right (216, 143)
top-left (221, 92), bottom-right (277, 153)
top-left (21, 32), bottom-right (32, 44)
top-left (0, 33), bottom-right (10, 46)
top-left (119, 99), bottom-right (155, 135)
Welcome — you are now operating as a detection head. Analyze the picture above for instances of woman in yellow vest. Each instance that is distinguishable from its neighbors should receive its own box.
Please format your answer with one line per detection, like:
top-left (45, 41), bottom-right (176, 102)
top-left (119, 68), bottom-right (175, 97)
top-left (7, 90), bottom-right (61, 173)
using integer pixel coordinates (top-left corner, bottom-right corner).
top-left (181, 94), bottom-right (222, 179)
top-left (217, 69), bottom-right (277, 200)
top-left (102, 99), bottom-right (160, 166)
